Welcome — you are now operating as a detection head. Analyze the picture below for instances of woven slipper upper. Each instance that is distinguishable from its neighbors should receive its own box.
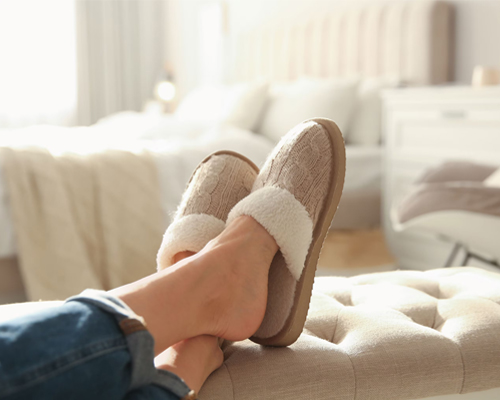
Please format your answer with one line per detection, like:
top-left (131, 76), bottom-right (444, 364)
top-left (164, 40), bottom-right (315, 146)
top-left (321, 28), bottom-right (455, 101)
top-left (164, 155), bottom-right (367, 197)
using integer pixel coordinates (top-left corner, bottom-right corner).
top-left (253, 121), bottom-right (334, 226)
top-left (227, 120), bottom-right (341, 343)
top-left (157, 152), bottom-right (258, 270)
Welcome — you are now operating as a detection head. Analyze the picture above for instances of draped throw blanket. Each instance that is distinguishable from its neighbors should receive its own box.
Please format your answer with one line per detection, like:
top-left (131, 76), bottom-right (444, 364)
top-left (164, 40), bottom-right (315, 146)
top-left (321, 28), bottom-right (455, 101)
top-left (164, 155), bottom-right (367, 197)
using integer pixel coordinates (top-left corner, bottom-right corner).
top-left (0, 147), bottom-right (165, 301)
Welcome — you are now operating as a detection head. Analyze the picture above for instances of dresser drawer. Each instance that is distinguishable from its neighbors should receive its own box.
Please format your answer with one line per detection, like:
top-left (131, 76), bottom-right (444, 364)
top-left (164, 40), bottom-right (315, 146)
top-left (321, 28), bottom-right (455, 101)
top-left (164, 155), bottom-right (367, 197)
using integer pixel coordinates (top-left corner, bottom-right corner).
top-left (396, 120), bottom-right (500, 157)
top-left (389, 103), bottom-right (500, 123)
top-left (387, 102), bottom-right (500, 163)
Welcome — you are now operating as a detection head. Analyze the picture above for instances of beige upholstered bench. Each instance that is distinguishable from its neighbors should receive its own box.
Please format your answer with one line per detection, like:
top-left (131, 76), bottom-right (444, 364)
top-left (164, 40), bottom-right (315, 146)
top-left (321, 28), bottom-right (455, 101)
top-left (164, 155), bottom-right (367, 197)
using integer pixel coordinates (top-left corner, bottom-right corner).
top-left (200, 267), bottom-right (500, 400)
top-left (1, 267), bottom-right (499, 399)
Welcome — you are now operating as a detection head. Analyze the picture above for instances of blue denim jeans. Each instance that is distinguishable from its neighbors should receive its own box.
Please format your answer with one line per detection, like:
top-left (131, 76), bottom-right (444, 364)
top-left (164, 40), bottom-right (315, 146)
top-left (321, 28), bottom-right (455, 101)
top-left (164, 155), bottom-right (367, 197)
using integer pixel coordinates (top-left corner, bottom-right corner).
top-left (0, 290), bottom-right (194, 400)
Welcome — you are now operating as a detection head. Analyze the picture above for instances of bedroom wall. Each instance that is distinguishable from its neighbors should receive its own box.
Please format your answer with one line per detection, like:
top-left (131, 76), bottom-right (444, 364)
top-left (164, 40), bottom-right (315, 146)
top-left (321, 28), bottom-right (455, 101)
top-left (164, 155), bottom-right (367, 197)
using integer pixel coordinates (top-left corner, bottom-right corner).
top-left (166, 0), bottom-right (500, 97)
top-left (449, 0), bottom-right (500, 83)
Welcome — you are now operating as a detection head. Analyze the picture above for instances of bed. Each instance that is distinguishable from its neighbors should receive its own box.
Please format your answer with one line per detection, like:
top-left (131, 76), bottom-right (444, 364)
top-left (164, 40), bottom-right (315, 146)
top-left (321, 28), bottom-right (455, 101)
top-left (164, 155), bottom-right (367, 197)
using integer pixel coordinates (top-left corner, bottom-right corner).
top-left (0, 0), bottom-right (453, 303)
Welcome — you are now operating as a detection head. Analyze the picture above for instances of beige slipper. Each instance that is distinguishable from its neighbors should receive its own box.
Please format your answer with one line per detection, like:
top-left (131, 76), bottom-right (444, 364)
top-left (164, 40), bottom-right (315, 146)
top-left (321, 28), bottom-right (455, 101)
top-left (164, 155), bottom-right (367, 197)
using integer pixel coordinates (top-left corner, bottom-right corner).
top-left (227, 118), bottom-right (346, 346)
top-left (157, 150), bottom-right (259, 270)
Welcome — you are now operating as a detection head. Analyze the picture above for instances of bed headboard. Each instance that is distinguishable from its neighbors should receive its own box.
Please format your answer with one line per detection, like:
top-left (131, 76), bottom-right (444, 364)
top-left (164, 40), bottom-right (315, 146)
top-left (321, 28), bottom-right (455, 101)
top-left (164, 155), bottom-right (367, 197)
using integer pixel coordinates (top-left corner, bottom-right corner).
top-left (229, 0), bottom-right (453, 85)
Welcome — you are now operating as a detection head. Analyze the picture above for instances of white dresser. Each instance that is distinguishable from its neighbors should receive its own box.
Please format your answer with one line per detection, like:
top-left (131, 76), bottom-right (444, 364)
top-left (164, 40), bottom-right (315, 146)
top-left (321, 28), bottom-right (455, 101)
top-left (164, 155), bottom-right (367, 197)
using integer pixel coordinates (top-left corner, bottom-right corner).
top-left (382, 86), bottom-right (500, 270)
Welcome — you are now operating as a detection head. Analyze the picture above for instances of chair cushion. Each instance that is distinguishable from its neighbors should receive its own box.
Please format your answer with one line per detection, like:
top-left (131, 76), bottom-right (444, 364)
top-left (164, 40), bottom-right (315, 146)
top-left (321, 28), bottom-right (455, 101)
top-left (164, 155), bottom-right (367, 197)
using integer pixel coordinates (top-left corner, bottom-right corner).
top-left (200, 267), bottom-right (500, 400)
top-left (416, 161), bottom-right (497, 184)
top-left (396, 182), bottom-right (500, 224)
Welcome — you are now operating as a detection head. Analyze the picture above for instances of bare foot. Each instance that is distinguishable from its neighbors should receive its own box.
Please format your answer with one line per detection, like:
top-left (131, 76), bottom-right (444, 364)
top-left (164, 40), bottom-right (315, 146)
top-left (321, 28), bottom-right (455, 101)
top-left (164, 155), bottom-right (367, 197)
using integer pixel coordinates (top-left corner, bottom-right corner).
top-left (193, 215), bottom-right (278, 341)
top-left (164, 215), bottom-right (278, 341)
top-left (111, 215), bottom-right (278, 353)
top-left (155, 335), bottom-right (223, 393)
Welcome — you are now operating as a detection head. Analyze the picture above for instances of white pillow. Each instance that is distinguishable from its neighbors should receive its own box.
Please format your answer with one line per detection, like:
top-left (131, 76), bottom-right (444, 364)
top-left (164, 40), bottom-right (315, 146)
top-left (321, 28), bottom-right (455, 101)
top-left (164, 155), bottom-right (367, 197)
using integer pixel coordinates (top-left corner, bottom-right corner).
top-left (256, 77), bottom-right (359, 143)
top-left (348, 77), bottom-right (400, 146)
top-left (175, 81), bottom-right (268, 131)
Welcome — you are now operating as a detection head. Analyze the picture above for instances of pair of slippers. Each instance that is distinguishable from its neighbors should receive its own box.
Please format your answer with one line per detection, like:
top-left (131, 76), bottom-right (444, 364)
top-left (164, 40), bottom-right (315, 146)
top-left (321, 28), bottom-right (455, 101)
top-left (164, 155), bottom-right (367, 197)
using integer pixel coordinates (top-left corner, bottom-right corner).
top-left (157, 118), bottom-right (345, 347)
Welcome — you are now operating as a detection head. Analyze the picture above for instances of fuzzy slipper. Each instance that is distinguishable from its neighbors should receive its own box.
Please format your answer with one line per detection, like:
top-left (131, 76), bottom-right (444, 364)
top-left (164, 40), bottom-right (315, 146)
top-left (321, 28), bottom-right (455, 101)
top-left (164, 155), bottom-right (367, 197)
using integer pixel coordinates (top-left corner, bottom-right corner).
top-left (157, 150), bottom-right (259, 270)
top-left (227, 118), bottom-right (346, 346)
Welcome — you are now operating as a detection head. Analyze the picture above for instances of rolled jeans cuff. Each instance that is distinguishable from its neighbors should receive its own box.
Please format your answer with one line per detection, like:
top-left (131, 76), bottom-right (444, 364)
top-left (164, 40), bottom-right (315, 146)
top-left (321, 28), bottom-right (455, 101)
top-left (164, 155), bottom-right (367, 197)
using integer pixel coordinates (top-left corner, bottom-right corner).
top-left (66, 289), bottom-right (195, 399)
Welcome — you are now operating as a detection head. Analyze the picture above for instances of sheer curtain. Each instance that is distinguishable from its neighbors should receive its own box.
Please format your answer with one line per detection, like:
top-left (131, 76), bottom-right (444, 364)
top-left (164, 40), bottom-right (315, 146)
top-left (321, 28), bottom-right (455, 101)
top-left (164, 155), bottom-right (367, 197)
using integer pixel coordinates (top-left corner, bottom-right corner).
top-left (76, 0), bottom-right (166, 125)
top-left (0, 0), bottom-right (77, 129)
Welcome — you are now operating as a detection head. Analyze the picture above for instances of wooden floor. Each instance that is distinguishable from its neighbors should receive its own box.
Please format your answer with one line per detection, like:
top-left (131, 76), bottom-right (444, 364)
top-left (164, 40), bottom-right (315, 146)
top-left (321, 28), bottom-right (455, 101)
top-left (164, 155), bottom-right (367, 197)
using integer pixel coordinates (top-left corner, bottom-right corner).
top-left (317, 229), bottom-right (396, 276)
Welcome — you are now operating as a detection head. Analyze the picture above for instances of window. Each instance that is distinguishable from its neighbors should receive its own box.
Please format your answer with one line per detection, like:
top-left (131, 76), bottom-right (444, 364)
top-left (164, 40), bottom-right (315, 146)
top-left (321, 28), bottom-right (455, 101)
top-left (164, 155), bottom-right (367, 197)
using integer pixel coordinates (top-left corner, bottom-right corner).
top-left (0, 0), bottom-right (76, 128)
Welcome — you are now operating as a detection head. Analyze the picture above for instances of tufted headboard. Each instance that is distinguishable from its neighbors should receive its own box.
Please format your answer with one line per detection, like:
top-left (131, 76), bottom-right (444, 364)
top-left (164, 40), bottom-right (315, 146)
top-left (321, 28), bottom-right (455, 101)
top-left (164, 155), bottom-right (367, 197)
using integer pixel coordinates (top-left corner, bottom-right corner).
top-left (229, 0), bottom-right (453, 85)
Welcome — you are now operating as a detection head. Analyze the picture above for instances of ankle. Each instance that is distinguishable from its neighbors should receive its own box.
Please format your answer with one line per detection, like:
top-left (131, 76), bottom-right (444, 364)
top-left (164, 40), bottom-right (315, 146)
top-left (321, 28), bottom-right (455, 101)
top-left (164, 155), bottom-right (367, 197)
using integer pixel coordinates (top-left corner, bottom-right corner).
top-left (155, 335), bottom-right (223, 393)
top-left (206, 216), bottom-right (278, 261)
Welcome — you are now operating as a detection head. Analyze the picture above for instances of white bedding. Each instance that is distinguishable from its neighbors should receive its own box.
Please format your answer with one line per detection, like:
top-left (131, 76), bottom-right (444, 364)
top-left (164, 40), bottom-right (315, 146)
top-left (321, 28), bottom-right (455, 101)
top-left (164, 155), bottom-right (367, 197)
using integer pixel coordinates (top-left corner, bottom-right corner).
top-left (0, 112), bottom-right (382, 258)
top-left (0, 113), bottom-right (273, 258)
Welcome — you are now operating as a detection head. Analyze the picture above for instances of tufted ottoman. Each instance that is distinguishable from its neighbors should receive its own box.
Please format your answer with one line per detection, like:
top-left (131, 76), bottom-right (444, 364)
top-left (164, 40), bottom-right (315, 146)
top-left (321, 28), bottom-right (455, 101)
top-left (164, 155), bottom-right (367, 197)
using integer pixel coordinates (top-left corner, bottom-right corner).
top-left (200, 267), bottom-right (500, 400)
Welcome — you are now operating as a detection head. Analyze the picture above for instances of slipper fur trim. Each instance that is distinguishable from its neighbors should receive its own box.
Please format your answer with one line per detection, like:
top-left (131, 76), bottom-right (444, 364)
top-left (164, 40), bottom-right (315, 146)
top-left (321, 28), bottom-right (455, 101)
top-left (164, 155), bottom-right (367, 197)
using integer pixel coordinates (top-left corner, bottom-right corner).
top-left (157, 214), bottom-right (225, 270)
top-left (227, 186), bottom-right (313, 281)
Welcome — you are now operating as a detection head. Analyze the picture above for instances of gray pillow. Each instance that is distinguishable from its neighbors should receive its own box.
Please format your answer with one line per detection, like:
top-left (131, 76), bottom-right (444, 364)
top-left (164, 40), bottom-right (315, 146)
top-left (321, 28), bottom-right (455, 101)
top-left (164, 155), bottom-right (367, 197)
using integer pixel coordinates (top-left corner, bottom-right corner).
top-left (397, 181), bottom-right (500, 224)
top-left (416, 161), bottom-right (497, 184)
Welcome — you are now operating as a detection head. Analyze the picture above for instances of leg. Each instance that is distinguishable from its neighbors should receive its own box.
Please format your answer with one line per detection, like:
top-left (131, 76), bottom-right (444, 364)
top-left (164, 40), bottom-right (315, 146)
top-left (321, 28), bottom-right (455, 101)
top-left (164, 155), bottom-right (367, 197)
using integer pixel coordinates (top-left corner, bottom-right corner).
top-left (0, 216), bottom-right (276, 399)
top-left (0, 296), bottom-right (190, 400)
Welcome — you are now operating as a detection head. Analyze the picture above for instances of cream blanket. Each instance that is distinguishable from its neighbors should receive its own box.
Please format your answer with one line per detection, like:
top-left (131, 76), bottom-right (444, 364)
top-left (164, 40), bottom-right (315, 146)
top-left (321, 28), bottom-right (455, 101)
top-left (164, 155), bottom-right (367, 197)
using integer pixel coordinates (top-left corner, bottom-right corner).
top-left (0, 147), bottom-right (165, 301)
